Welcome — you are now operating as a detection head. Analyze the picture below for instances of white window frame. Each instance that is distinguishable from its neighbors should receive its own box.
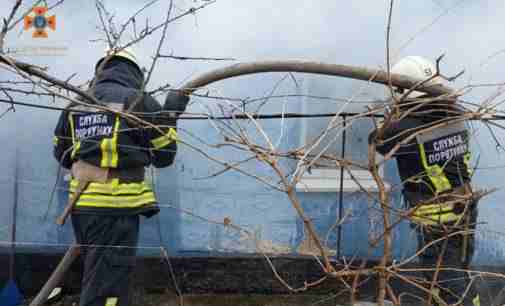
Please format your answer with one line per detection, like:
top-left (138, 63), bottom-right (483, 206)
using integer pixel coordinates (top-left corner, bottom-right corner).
top-left (295, 78), bottom-right (389, 193)
top-left (295, 167), bottom-right (389, 193)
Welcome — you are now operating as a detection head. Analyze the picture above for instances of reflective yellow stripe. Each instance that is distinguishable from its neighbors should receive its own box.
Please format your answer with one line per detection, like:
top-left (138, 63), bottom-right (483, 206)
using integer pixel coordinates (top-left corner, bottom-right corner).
top-left (100, 117), bottom-right (120, 168)
top-left (412, 212), bottom-right (461, 225)
top-left (53, 136), bottom-right (58, 146)
top-left (464, 152), bottom-right (472, 175)
top-left (70, 179), bottom-right (152, 195)
top-left (70, 179), bottom-right (156, 208)
top-left (69, 114), bottom-right (75, 142)
top-left (79, 192), bottom-right (155, 202)
top-left (151, 128), bottom-right (178, 149)
top-left (430, 288), bottom-right (445, 305)
top-left (100, 138), bottom-right (110, 167)
top-left (70, 184), bottom-right (152, 195)
top-left (473, 294), bottom-right (480, 306)
top-left (77, 193), bottom-right (156, 208)
top-left (419, 143), bottom-right (452, 193)
top-left (412, 202), bottom-right (462, 225)
top-left (72, 142), bottom-right (81, 159)
top-left (69, 114), bottom-right (80, 159)
top-left (111, 117), bottom-right (120, 167)
top-left (414, 203), bottom-right (454, 216)
top-left (105, 297), bottom-right (118, 306)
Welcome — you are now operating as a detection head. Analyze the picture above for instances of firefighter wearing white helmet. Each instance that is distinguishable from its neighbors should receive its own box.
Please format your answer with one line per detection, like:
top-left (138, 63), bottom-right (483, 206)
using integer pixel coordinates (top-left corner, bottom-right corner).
top-left (390, 55), bottom-right (449, 98)
top-left (53, 45), bottom-right (190, 306)
top-left (96, 46), bottom-right (141, 72)
top-left (370, 56), bottom-right (480, 305)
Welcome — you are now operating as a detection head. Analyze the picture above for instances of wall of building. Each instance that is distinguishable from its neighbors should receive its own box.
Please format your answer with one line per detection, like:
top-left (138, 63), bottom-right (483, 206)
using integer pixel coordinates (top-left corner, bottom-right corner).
top-left (0, 73), bottom-right (503, 268)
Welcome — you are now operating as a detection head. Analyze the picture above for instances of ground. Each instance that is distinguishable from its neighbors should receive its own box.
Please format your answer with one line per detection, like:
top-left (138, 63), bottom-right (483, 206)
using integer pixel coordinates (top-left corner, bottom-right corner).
top-left (23, 293), bottom-right (393, 306)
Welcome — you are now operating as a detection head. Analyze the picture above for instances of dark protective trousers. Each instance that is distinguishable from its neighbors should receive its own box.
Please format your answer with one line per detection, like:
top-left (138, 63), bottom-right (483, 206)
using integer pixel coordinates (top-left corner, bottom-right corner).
top-left (409, 199), bottom-right (479, 306)
top-left (71, 214), bottom-right (139, 306)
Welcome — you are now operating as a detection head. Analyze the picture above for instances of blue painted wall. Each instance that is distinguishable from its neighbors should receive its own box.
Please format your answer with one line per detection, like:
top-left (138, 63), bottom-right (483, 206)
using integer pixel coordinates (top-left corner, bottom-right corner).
top-left (0, 73), bottom-right (502, 269)
top-left (3, 0), bottom-right (505, 269)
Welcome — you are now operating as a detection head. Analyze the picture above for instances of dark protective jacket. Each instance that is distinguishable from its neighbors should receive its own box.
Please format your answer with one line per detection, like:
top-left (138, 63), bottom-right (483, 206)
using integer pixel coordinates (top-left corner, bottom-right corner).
top-left (53, 57), bottom-right (187, 216)
top-left (54, 58), bottom-right (178, 170)
top-left (370, 97), bottom-right (471, 204)
top-left (371, 101), bottom-right (480, 305)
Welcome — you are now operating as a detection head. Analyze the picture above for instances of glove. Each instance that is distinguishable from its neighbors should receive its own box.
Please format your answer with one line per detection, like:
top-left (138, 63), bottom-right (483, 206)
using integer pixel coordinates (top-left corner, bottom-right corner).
top-left (163, 90), bottom-right (189, 119)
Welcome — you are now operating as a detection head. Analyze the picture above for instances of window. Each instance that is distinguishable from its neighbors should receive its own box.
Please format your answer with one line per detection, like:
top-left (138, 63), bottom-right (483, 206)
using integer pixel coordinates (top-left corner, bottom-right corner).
top-left (295, 75), bottom-right (389, 193)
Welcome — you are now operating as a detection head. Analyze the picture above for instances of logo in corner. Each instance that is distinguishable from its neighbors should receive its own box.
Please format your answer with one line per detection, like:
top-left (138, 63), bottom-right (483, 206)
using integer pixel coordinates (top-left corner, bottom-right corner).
top-left (23, 6), bottom-right (56, 38)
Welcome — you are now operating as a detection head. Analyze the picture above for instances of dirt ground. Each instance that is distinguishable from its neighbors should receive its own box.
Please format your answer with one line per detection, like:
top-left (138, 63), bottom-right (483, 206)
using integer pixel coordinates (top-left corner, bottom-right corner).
top-left (23, 293), bottom-right (382, 306)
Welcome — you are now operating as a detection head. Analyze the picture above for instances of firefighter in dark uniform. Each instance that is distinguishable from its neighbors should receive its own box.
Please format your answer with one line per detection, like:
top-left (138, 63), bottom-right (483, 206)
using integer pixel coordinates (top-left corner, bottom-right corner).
top-left (53, 47), bottom-right (189, 306)
top-left (369, 56), bottom-right (479, 305)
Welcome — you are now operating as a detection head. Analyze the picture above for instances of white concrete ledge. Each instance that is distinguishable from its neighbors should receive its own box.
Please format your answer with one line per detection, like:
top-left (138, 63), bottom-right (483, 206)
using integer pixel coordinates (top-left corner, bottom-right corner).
top-left (295, 168), bottom-right (390, 193)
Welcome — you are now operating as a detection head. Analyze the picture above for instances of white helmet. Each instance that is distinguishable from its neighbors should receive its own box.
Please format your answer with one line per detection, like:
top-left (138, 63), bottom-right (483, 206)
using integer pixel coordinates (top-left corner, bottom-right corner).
top-left (391, 56), bottom-right (448, 98)
top-left (96, 46), bottom-right (140, 71)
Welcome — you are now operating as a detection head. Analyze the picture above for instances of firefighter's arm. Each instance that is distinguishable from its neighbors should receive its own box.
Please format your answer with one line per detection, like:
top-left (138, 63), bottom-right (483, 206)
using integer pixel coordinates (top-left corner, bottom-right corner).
top-left (53, 111), bottom-right (73, 169)
top-left (146, 92), bottom-right (189, 168)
